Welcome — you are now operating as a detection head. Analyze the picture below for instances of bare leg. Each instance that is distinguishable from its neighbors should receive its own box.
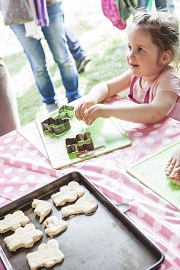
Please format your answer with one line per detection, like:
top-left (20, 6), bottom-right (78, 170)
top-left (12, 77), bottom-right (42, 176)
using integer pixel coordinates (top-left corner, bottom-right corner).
top-left (165, 147), bottom-right (180, 180)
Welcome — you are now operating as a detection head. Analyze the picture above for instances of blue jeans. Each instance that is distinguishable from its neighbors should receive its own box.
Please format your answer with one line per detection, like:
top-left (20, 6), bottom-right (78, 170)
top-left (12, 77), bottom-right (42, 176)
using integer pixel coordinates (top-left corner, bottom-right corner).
top-left (138, 0), bottom-right (174, 11)
top-left (65, 27), bottom-right (86, 62)
top-left (10, 3), bottom-right (80, 104)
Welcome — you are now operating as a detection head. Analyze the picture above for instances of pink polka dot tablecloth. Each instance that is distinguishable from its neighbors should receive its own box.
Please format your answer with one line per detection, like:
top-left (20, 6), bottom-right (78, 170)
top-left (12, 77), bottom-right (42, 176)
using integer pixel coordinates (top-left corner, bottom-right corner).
top-left (0, 97), bottom-right (180, 269)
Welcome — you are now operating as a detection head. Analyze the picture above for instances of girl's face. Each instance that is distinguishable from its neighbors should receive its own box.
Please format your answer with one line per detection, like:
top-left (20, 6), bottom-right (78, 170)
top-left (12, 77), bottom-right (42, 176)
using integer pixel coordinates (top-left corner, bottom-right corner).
top-left (127, 26), bottom-right (165, 80)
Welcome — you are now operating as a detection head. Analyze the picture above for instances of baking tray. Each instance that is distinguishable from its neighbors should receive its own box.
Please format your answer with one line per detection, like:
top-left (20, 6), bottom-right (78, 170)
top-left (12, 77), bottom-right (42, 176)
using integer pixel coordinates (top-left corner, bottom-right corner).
top-left (0, 171), bottom-right (164, 270)
top-left (36, 111), bottom-right (132, 169)
top-left (127, 141), bottom-right (180, 211)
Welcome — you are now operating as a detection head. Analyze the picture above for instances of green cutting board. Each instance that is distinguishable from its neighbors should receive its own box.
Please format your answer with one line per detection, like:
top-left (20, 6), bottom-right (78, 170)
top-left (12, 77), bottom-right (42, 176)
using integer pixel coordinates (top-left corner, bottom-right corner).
top-left (127, 141), bottom-right (180, 210)
top-left (36, 113), bottom-right (131, 169)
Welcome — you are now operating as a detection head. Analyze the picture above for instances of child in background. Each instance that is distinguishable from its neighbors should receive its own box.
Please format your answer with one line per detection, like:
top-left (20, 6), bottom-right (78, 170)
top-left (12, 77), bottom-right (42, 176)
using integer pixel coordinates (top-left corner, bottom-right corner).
top-left (75, 12), bottom-right (180, 125)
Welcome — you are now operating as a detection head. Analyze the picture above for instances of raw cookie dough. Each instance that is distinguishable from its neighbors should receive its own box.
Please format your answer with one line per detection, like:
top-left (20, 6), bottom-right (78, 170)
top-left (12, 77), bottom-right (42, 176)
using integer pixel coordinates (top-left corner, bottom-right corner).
top-left (51, 181), bottom-right (85, 207)
top-left (61, 194), bottom-right (98, 218)
top-left (44, 216), bottom-right (68, 237)
top-left (26, 239), bottom-right (64, 270)
top-left (32, 199), bottom-right (52, 223)
top-left (4, 223), bottom-right (43, 252)
top-left (0, 210), bottom-right (29, 233)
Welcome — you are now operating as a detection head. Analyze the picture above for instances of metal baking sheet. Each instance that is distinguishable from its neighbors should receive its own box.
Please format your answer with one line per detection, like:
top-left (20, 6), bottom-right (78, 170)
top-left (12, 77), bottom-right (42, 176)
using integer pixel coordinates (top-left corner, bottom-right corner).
top-left (0, 171), bottom-right (164, 270)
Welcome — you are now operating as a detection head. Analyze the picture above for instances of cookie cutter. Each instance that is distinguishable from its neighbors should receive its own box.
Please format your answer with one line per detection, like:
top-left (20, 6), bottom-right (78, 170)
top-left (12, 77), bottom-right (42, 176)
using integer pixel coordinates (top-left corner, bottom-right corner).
top-left (58, 105), bottom-right (74, 118)
top-left (66, 132), bottom-right (94, 154)
top-left (41, 116), bottom-right (71, 135)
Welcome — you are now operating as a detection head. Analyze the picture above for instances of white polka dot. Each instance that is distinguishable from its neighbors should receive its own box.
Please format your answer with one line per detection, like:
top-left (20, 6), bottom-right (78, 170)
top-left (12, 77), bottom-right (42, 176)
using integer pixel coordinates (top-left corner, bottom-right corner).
top-left (102, 168), bottom-right (111, 176)
top-left (73, 162), bottom-right (83, 169)
top-left (32, 164), bottom-right (39, 171)
top-left (18, 166), bottom-right (27, 173)
top-left (4, 168), bottom-right (12, 174)
top-left (0, 146), bottom-right (5, 151)
top-left (166, 267), bottom-right (178, 270)
top-left (150, 130), bottom-right (158, 135)
top-left (143, 187), bottom-right (150, 194)
top-left (19, 184), bottom-right (29, 192)
top-left (152, 220), bottom-right (162, 232)
top-left (166, 129), bottom-right (175, 135)
top-left (10, 145), bottom-right (18, 150)
top-left (38, 157), bottom-right (47, 163)
top-left (169, 234), bottom-right (180, 248)
top-left (138, 124), bottom-right (147, 129)
top-left (0, 197), bottom-right (6, 203)
top-left (3, 138), bottom-right (12, 144)
top-left (23, 142), bottom-right (31, 149)
top-left (0, 178), bottom-right (5, 183)
top-left (16, 152), bottom-right (25, 157)
top-left (0, 159), bottom-right (5, 166)
top-left (16, 136), bottom-right (24, 142)
top-left (161, 137), bottom-right (171, 144)
top-left (26, 175), bottom-right (36, 182)
top-left (35, 183), bottom-right (44, 189)
top-left (4, 153), bottom-right (11, 157)
top-left (122, 197), bottom-right (132, 203)
top-left (133, 139), bottom-right (140, 146)
top-left (30, 150), bottom-right (39, 156)
top-left (4, 186), bottom-right (13, 193)
top-left (11, 176), bottom-right (20, 182)
top-left (40, 173), bottom-right (51, 180)
top-left (142, 148), bottom-right (151, 154)
top-left (137, 207), bottom-right (145, 218)
top-left (126, 149), bottom-right (136, 156)
top-left (165, 249), bottom-right (177, 261)
top-left (9, 157), bottom-right (16, 164)
top-left (10, 130), bottom-right (17, 136)
top-left (157, 198), bottom-right (168, 207)
top-left (153, 123), bottom-right (161, 128)
top-left (145, 138), bottom-right (155, 144)
top-left (154, 208), bottom-right (166, 216)
top-left (55, 171), bottom-right (63, 178)
top-left (134, 132), bottom-right (143, 137)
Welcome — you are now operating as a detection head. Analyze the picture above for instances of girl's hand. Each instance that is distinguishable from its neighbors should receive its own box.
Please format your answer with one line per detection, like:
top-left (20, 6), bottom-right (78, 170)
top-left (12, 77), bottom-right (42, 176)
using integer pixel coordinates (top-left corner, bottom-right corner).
top-left (75, 95), bottom-right (98, 121)
top-left (83, 104), bottom-right (110, 125)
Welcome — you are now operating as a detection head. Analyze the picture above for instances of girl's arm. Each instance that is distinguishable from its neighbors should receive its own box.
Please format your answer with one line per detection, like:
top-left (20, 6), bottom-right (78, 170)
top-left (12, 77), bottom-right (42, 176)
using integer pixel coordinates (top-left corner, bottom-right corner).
top-left (75, 69), bottom-right (131, 120)
top-left (83, 91), bottom-right (178, 125)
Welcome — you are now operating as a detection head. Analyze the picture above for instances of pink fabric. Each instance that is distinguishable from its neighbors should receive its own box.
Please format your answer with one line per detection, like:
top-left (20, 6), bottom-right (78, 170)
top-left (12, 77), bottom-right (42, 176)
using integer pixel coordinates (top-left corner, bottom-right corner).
top-left (101, 0), bottom-right (126, 30)
top-left (132, 66), bottom-right (180, 121)
top-left (0, 97), bottom-right (180, 269)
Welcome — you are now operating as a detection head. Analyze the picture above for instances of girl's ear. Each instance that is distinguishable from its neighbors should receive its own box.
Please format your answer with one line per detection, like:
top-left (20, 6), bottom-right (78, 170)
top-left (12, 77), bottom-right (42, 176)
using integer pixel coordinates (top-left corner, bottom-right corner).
top-left (162, 50), bottom-right (172, 64)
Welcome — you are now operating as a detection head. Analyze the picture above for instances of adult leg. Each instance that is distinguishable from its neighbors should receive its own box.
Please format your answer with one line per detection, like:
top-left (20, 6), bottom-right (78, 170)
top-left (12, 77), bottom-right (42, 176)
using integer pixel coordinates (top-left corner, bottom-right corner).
top-left (10, 24), bottom-right (57, 106)
top-left (155, 0), bottom-right (168, 11)
top-left (42, 3), bottom-right (81, 102)
top-left (138, 0), bottom-right (148, 11)
top-left (65, 27), bottom-right (86, 62)
top-left (0, 61), bottom-right (20, 136)
top-left (65, 27), bottom-right (91, 73)
top-left (167, 0), bottom-right (174, 12)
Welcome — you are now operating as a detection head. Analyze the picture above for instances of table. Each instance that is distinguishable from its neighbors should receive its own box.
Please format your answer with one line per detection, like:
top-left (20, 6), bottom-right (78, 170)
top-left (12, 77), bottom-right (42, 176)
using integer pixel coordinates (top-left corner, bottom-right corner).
top-left (0, 96), bottom-right (180, 269)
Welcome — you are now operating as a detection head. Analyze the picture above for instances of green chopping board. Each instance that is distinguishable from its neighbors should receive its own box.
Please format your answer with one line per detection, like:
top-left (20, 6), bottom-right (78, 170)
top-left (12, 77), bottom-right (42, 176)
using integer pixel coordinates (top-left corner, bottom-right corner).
top-left (36, 113), bottom-right (131, 169)
top-left (127, 141), bottom-right (180, 210)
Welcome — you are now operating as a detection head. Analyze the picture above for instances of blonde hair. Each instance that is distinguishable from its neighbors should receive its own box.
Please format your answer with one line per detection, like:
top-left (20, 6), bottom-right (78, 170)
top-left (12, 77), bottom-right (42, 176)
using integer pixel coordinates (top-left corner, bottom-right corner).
top-left (132, 11), bottom-right (180, 70)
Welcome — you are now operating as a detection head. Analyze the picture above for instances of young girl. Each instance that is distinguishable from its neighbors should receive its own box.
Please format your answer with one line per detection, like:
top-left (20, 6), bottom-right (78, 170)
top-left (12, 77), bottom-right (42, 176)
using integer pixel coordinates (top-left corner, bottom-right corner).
top-left (75, 12), bottom-right (180, 125)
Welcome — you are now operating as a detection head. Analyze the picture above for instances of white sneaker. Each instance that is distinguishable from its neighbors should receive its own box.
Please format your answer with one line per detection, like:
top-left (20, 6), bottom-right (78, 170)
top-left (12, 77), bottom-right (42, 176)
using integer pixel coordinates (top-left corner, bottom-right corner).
top-left (46, 103), bottom-right (59, 113)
